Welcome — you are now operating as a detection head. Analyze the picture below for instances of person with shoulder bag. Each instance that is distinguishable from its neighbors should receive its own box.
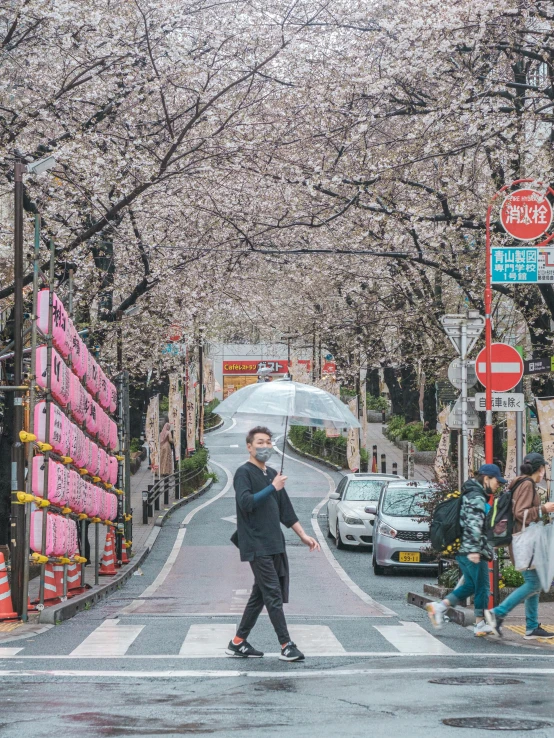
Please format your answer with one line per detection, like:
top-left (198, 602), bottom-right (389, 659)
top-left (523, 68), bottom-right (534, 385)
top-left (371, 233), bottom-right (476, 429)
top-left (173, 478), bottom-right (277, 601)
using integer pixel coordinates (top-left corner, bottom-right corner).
top-left (485, 453), bottom-right (554, 639)
top-left (426, 464), bottom-right (505, 637)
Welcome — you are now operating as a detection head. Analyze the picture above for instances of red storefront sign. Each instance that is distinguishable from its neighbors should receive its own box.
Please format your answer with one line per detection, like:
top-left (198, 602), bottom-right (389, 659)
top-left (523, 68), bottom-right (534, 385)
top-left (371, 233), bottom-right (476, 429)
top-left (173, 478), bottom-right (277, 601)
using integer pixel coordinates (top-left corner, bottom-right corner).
top-left (500, 189), bottom-right (553, 241)
top-left (222, 360), bottom-right (312, 375)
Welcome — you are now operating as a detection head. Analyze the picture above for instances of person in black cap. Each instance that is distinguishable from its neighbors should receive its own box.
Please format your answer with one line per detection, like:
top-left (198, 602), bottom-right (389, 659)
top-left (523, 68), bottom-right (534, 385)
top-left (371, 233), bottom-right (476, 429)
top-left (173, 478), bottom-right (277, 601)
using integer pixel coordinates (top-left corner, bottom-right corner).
top-left (427, 463), bottom-right (506, 636)
top-left (485, 453), bottom-right (554, 639)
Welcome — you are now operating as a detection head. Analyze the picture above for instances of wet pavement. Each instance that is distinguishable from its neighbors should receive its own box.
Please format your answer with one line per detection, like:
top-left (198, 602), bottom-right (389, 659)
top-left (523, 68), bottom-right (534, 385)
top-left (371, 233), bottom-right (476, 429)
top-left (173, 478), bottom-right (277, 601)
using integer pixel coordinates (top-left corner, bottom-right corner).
top-left (1, 418), bottom-right (553, 737)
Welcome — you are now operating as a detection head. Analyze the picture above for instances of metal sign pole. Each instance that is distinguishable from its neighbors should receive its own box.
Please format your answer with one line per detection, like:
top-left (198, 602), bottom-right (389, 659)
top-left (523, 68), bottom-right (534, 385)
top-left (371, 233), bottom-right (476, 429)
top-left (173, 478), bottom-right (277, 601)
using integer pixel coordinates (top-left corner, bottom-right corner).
top-left (460, 321), bottom-right (468, 482)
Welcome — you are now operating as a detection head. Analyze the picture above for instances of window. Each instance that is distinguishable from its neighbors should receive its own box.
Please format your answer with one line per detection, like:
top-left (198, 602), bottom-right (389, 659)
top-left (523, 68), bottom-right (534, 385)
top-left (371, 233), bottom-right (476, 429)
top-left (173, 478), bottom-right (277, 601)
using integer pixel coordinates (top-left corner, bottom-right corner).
top-left (344, 480), bottom-right (384, 501)
top-left (381, 488), bottom-right (429, 517)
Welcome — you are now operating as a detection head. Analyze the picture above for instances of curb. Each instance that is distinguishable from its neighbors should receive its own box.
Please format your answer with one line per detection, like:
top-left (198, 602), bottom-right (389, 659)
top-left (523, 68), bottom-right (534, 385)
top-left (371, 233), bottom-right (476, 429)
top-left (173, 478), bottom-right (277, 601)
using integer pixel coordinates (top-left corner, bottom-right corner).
top-left (407, 591), bottom-right (474, 627)
top-left (154, 476), bottom-right (214, 527)
top-left (286, 437), bottom-right (344, 472)
top-left (38, 476), bottom-right (214, 625)
top-left (204, 417), bottom-right (224, 433)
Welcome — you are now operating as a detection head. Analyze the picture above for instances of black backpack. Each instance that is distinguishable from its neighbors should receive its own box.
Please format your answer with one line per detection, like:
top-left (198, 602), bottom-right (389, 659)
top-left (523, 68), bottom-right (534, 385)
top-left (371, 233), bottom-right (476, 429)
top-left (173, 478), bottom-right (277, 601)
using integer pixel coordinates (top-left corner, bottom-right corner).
top-left (430, 490), bottom-right (465, 554)
top-left (485, 477), bottom-right (529, 548)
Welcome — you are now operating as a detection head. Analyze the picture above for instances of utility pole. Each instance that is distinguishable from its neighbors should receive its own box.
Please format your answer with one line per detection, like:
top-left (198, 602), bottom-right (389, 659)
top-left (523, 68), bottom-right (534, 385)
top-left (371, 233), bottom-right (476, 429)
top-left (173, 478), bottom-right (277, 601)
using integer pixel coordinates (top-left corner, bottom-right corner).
top-left (10, 157), bottom-right (26, 615)
top-left (198, 330), bottom-right (204, 446)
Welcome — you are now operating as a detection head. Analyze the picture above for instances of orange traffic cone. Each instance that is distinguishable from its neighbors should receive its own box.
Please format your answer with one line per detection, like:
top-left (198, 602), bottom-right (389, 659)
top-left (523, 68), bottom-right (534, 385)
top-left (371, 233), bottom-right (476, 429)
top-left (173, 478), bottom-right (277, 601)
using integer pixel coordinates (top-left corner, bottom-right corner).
top-left (120, 538), bottom-right (130, 565)
top-left (0, 552), bottom-right (19, 620)
top-left (44, 564), bottom-right (59, 602)
top-left (53, 564), bottom-right (65, 598)
top-left (99, 528), bottom-right (117, 576)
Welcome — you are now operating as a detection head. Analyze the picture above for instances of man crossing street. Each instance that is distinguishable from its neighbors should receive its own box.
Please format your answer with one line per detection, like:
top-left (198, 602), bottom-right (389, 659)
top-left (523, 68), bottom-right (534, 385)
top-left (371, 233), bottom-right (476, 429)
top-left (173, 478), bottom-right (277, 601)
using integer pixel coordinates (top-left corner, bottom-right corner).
top-left (226, 426), bottom-right (320, 662)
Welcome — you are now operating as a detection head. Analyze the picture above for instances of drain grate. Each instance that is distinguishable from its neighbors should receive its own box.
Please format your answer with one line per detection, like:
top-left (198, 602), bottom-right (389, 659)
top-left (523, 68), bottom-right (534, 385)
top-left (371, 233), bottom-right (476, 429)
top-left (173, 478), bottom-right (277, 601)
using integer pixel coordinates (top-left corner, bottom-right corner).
top-left (442, 717), bottom-right (553, 731)
top-left (430, 676), bottom-right (522, 686)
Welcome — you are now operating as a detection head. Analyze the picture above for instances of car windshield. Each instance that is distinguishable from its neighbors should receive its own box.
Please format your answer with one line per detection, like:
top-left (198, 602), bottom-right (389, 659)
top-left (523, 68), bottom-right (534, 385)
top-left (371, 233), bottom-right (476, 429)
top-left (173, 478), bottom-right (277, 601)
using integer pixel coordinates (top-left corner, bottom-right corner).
top-left (344, 480), bottom-right (384, 501)
top-left (382, 488), bottom-right (429, 517)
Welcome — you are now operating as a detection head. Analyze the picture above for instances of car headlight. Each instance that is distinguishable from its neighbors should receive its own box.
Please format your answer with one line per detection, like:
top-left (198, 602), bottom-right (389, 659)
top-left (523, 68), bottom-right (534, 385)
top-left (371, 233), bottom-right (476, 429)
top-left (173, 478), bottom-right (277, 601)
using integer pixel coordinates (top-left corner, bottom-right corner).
top-left (378, 521), bottom-right (397, 538)
top-left (343, 516), bottom-right (364, 525)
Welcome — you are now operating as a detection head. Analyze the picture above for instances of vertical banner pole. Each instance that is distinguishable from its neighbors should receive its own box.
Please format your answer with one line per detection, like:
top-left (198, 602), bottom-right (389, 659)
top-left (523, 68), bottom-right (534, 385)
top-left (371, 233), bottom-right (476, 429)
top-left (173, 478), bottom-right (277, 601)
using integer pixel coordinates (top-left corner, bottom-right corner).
top-left (124, 371), bottom-right (132, 552)
top-left (21, 214), bottom-right (41, 620)
top-left (11, 158), bottom-right (26, 615)
top-left (38, 240), bottom-right (55, 608)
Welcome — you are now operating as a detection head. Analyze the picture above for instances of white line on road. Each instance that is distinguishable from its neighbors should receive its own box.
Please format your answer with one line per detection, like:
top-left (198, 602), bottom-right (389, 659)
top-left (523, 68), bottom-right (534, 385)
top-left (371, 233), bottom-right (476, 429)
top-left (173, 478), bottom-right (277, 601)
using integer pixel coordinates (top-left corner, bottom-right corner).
top-left (374, 621), bottom-right (454, 655)
top-left (179, 624), bottom-right (236, 656)
top-left (70, 620), bottom-right (145, 657)
top-left (4, 666), bottom-right (554, 678)
top-left (0, 648), bottom-right (23, 657)
top-left (273, 438), bottom-right (396, 617)
top-left (210, 419), bottom-right (237, 435)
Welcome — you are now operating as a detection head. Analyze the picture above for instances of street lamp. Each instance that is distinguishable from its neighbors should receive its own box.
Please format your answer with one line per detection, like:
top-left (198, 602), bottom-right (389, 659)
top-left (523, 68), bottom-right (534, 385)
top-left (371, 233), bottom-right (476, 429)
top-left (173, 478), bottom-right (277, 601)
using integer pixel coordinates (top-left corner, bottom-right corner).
top-left (11, 153), bottom-right (57, 614)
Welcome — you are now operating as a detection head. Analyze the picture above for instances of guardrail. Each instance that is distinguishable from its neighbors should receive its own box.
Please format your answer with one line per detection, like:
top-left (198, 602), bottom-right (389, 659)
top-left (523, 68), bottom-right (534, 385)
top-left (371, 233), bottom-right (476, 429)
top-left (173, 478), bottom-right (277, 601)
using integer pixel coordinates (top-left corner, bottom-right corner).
top-left (142, 465), bottom-right (208, 524)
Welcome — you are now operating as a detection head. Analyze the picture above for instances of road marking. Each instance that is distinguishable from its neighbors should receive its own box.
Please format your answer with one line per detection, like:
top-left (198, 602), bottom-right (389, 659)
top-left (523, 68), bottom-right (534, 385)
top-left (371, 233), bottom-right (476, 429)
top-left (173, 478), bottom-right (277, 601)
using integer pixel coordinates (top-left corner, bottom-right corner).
top-left (0, 648), bottom-right (23, 657)
top-left (5, 666), bottom-right (554, 678)
top-left (230, 444), bottom-right (239, 448)
top-left (221, 515), bottom-right (237, 524)
top-left (374, 621), bottom-right (454, 655)
top-left (119, 465), bottom-right (234, 615)
top-left (210, 419), bottom-right (237, 435)
top-left (70, 620), bottom-right (145, 657)
top-left (273, 438), bottom-right (396, 617)
top-left (179, 624), bottom-right (236, 656)
top-left (287, 624), bottom-right (346, 655)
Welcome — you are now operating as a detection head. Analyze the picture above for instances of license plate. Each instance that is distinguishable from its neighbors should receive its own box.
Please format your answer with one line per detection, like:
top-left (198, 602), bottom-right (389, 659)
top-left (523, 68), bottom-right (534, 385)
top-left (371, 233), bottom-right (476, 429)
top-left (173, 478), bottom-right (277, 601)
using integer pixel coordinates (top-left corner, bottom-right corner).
top-left (399, 552), bottom-right (420, 563)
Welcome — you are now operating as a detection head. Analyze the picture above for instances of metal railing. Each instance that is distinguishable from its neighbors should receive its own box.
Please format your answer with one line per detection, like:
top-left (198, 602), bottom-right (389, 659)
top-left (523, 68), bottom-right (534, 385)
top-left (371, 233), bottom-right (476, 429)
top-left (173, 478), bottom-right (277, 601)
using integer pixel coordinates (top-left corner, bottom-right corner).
top-left (142, 465), bottom-right (208, 524)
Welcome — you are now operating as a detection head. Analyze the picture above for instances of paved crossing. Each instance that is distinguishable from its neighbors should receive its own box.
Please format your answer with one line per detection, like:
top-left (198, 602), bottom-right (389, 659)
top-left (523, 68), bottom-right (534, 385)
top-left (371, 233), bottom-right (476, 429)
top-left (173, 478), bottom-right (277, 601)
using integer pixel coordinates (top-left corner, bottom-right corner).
top-left (0, 618), bottom-right (455, 658)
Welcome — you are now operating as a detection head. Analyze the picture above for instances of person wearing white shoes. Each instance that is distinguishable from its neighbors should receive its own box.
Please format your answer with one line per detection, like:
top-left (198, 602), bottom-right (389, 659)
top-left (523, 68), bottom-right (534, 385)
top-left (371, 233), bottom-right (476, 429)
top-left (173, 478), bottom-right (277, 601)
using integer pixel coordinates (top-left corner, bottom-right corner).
top-left (426, 464), bottom-right (505, 637)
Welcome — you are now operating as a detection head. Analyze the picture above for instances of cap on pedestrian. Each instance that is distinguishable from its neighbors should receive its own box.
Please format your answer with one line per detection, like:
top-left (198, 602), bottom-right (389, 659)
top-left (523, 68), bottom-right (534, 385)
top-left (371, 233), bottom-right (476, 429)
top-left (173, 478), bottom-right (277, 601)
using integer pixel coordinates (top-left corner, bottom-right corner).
top-left (477, 463), bottom-right (507, 485)
top-left (522, 452), bottom-right (547, 473)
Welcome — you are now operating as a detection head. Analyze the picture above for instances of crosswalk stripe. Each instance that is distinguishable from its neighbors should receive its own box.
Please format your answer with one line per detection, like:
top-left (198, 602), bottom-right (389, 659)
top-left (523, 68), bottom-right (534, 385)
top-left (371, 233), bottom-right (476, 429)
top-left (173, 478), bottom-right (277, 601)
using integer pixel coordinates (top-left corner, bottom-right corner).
top-left (373, 621), bottom-right (454, 655)
top-left (287, 624), bottom-right (346, 655)
top-left (0, 648), bottom-right (23, 657)
top-left (70, 619), bottom-right (145, 657)
top-left (179, 624), bottom-right (236, 656)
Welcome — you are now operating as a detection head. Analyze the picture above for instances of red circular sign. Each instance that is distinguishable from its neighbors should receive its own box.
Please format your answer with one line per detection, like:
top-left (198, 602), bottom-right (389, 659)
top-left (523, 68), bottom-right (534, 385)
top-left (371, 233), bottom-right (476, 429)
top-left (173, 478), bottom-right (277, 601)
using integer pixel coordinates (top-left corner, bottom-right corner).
top-left (166, 324), bottom-right (183, 342)
top-left (500, 189), bottom-right (553, 241)
top-left (475, 343), bottom-right (523, 392)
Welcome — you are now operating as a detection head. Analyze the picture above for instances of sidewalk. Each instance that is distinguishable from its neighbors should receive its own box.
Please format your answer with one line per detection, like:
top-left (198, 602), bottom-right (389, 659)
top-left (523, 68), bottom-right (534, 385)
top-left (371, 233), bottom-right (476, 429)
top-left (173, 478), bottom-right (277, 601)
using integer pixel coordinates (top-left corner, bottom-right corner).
top-left (365, 423), bottom-right (433, 481)
top-left (499, 599), bottom-right (554, 649)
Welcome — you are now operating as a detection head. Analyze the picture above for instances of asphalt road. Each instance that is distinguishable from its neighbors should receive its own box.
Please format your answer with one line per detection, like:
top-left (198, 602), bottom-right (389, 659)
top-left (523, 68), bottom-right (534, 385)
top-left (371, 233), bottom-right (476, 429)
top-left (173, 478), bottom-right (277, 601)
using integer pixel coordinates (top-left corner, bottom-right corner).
top-left (1, 418), bottom-right (553, 738)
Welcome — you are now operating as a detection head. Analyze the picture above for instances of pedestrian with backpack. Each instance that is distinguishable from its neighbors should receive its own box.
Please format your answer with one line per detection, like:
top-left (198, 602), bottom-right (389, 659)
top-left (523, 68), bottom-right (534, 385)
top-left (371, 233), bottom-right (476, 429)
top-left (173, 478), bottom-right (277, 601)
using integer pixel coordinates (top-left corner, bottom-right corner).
top-left (485, 453), bottom-right (554, 639)
top-left (426, 464), bottom-right (506, 636)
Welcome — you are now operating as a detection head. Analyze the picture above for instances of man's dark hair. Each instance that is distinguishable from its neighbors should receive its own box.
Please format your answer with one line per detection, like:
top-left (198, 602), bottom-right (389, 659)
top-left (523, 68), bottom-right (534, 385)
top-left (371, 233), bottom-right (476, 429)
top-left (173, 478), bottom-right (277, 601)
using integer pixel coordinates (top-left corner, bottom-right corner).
top-left (246, 426), bottom-right (272, 444)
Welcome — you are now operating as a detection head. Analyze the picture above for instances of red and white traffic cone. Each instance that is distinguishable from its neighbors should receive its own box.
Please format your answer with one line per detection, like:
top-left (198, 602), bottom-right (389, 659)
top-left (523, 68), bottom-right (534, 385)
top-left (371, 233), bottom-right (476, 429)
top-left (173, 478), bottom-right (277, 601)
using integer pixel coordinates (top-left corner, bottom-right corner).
top-left (53, 564), bottom-right (65, 598)
top-left (0, 552), bottom-right (18, 620)
top-left (120, 538), bottom-right (130, 565)
top-left (98, 528), bottom-right (117, 576)
top-left (44, 564), bottom-right (59, 602)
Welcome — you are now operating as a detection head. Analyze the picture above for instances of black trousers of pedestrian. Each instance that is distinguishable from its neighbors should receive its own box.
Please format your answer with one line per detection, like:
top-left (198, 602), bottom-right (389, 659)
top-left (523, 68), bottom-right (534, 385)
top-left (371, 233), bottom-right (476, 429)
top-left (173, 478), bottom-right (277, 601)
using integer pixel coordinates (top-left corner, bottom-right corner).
top-left (236, 555), bottom-right (290, 644)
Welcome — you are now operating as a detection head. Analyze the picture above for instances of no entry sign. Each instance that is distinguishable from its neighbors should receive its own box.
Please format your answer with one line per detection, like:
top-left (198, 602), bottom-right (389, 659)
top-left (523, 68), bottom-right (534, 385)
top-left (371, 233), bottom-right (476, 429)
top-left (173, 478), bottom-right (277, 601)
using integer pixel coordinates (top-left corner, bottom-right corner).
top-left (475, 343), bottom-right (524, 392)
top-left (500, 189), bottom-right (553, 241)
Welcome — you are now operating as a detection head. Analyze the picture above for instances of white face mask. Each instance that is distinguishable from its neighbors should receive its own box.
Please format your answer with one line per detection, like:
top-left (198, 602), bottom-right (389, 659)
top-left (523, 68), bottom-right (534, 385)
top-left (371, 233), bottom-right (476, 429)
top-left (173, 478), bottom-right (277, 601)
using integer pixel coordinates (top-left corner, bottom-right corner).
top-left (254, 447), bottom-right (273, 462)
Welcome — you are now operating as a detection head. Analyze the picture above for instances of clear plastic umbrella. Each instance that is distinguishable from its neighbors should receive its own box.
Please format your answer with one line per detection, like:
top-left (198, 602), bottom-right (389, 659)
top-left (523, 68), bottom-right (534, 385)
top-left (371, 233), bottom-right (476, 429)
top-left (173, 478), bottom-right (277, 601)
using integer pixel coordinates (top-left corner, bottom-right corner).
top-left (216, 378), bottom-right (360, 472)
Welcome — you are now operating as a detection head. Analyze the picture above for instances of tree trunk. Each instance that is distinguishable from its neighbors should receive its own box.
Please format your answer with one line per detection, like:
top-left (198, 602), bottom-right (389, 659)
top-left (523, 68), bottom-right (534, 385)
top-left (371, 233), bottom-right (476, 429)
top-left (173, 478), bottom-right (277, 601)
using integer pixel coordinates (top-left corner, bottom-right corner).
top-left (383, 366), bottom-right (403, 416)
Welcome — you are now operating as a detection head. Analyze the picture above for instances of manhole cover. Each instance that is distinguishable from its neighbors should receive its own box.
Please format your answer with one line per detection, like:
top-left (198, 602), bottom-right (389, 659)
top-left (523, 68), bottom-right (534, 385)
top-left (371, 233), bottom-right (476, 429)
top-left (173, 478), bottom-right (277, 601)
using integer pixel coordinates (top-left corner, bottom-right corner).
top-left (442, 717), bottom-right (553, 731)
top-left (430, 676), bottom-right (523, 686)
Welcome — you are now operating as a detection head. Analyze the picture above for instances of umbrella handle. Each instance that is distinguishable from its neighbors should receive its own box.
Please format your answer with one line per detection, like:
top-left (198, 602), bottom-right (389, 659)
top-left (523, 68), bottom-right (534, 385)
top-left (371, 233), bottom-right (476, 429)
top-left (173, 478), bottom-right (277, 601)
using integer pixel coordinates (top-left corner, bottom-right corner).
top-left (281, 416), bottom-right (289, 474)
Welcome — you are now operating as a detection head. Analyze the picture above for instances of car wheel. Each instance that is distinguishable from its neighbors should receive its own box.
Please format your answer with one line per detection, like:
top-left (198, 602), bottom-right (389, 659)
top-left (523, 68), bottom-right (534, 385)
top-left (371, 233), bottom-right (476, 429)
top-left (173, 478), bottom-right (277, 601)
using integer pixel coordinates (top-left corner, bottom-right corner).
top-left (335, 523), bottom-right (345, 550)
top-left (372, 553), bottom-right (386, 576)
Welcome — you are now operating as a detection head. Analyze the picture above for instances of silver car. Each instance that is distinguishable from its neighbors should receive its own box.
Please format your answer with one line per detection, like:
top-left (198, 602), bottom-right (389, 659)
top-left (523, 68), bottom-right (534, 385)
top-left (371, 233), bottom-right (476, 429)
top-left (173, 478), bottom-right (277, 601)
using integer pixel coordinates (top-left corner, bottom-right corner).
top-left (369, 480), bottom-right (437, 575)
top-left (327, 472), bottom-right (404, 549)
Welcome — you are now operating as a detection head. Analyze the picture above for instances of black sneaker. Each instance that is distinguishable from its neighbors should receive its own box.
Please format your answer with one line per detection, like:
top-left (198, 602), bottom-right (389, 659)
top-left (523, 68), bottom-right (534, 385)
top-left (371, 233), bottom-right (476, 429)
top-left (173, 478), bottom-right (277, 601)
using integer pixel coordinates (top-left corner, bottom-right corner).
top-left (279, 642), bottom-right (305, 662)
top-left (484, 609), bottom-right (504, 637)
top-left (524, 625), bottom-right (553, 640)
top-left (225, 640), bottom-right (264, 657)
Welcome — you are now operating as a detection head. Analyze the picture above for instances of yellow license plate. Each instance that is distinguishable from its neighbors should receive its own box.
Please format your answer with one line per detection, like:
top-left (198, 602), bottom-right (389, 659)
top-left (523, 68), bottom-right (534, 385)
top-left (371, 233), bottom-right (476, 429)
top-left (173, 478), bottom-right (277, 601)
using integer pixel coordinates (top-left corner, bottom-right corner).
top-left (399, 552), bottom-right (420, 563)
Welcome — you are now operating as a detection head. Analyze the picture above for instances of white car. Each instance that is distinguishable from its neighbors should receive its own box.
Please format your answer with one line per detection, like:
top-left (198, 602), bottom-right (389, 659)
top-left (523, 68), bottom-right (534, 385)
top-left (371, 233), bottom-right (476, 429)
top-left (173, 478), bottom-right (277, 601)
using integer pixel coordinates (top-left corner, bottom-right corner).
top-left (327, 472), bottom-right (404, 549)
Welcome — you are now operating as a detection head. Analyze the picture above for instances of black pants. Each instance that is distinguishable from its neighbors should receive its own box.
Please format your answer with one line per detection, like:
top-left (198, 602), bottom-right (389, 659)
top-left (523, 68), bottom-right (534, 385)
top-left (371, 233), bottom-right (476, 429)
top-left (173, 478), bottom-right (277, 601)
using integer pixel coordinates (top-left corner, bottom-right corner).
top-left (236, 555), bottom-right (290, 644)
